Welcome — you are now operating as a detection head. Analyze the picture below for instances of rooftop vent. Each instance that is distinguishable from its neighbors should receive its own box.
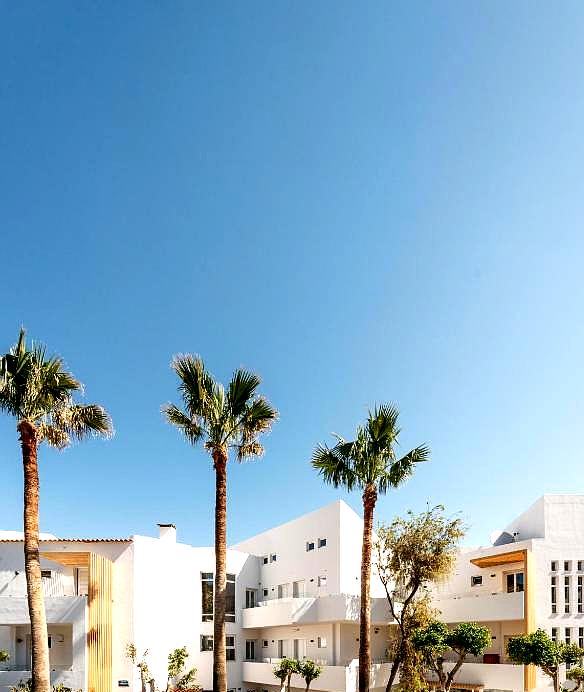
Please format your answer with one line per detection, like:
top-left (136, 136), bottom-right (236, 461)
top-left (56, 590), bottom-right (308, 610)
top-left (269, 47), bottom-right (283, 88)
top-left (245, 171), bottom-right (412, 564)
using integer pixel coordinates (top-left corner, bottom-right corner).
top-left (158, 523), bottom-right (176, 543)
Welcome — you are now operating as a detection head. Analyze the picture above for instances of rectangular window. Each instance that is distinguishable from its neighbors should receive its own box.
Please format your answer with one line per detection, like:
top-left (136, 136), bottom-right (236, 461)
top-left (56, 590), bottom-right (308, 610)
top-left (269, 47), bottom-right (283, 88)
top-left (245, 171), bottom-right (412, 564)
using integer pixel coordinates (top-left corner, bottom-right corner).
top-left (270, 554), bottom-right (277, 563)
top-left (262, 588), bottom-right (268, 598)
top-left (262, 640), bottom-right (268, 648)
top-left (506, 571), bottom-right (524, 593)
top-left (471, 575), bottom-right (483, 587)
top-left (318, 538), bottom-right (327, 548)
top-left (293, 580), bottom-right (305, 598)
top-left (579, 576), bottom-right (583, 613)
top-left (579, 561), bottom-right (584, 572)
top-left (226, 573), bottom-right (236, 622)
top-left (579, 628), bottom-right (583, 649)
top-left (201, 573), bottom-right (214, 622)
top-left (306, 542), bottom-right (315, 552)
top-left (551, 575), bottom-right (557, 613)
top-left (317, 637), bottom-right (327, 648)
top-left (263, 556), bottom-right (268, 565)
top-left (551, 561), bottom-right (558, 572)
top-left (245, 640), bottom-right (255, 661)
top-left (565, 561), bottom-right (572, 572)
top-left (246, 589), bottom-right (257, 609)
top-left (318, 576), bottom-right (327, 587)
top-left (277, 583), bottom-right (289, 599)
top-left (40, 570), bottom-right (52, 579)
top-left (551, 628), bottom-right (558, 643)
top-left (566, 576), bottom-right (571, 613)
top-left (566, 628), bottom-right (571, 644)
top-left (201, 635), bottom-right (214, 652)
top-left (226, 636), bottom-right (235, 661)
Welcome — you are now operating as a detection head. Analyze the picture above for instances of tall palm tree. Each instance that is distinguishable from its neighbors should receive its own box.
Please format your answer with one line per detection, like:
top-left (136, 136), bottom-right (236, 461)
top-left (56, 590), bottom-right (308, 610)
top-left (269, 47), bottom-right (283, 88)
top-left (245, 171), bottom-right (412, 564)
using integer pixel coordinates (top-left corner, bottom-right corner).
top-left (311, 404), bottom-right (429, 692)
top-left (0, 330), bottom-right (113, 692)
top-left (163, 355), bottom-right (277, 692)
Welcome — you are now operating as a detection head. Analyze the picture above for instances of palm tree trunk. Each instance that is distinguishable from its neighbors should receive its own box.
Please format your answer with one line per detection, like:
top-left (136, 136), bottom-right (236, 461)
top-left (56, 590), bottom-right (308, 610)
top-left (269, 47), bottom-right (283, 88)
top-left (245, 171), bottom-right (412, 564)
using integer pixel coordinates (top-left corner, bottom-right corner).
top-left (359, 483), bottom-right (377, 692)
top-left (18, 420), bottom-right (50, 692)
top-left (213, 449), bottom-right (228, 692)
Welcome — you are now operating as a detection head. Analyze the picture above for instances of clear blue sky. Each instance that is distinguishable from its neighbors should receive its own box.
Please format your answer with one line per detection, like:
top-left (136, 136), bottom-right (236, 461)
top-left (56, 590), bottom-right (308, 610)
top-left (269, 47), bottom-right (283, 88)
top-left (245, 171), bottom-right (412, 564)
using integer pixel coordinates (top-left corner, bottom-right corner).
top-left (1, 2), bottom-right (583, 548)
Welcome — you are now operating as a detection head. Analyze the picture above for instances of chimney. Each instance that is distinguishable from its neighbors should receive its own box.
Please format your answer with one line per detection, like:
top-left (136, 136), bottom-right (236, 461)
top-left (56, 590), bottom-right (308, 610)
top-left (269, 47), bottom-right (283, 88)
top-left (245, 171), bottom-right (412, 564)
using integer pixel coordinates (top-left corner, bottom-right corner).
top-left (158, 523), bottom-right (176, 543)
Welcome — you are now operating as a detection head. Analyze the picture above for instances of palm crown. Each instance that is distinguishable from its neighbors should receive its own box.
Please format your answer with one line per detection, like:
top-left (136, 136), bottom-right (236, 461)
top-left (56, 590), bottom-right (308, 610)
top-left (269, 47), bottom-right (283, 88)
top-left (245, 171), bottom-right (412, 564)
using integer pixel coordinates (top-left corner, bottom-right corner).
top-left (0, 329), bottom-right (112, 446)
top-left (311, 404), bottom-right (429, 493)
top-left (163, 355), bottom-right (277, 461)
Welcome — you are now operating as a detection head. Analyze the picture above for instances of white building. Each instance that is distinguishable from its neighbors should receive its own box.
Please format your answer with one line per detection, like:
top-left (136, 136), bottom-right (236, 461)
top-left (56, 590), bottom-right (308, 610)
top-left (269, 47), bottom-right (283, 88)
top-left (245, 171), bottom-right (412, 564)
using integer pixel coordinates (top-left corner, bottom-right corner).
top-left (0, 494), bottom-right (582, 692)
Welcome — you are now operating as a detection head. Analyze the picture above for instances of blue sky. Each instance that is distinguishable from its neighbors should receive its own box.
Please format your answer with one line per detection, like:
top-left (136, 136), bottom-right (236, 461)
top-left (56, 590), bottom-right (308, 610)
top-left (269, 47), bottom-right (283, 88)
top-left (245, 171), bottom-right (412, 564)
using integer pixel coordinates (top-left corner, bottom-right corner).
top-left (1, 2), bottom-right (584, 548)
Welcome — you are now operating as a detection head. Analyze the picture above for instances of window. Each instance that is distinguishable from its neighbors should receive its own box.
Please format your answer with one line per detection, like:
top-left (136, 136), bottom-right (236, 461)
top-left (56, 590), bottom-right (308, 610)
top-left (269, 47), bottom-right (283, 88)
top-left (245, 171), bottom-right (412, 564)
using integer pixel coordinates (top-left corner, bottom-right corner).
top-left (566, 576), bottom-right (571, 613)
top-left (579, 561), bottom-right (584, 572)
top-left (579, 576), bottom-right (583, 614)
top-left (277, 583), bottom-right (289, 599)
top-left (245, 640), bottom-right (256, 661)
top-left (40, 570), bottom-right (52, 579)
top-left (565, 561), bottom-right (572, 572)
top-left (226, 636), bottom-right (236, 662)
top-left (277, 640), bottom-right (286, 658)
top-left (293, 580), bottom-right (305, 598)
top-left (318, 576), bottom-right (327, 587)
top-left (579, 628), bottom-right (583, 649)
top-left (246, 589), bottom-right (257, 609)
top-left (551, 576), bottom-right (557, 613)
top-left (506, 571), bottom-right (524, 593)
top-left (566, 628), bottom-right (572, 644)
top-left (270, 554), bottom-right (277, 563)
top-left (551, 561), bottom-right (558, 572)
top-left (471, 576), bottom-right (483, 587)
top-left (551, 628), bottom-right (558, 643)
top-left (306, 542), bottom-right (315, 552)
top-left (317, 637), bottom-right (327, 648)
top-left (318, 538), bottom-right (327, 548)
top-left (262, 588), bottom-right (268, 598)
top-left (201, 635), bottom-right (214, 652)
top-left (263, 556), bottom-right (268, 565)
top-left (262, 640), bottom-right (269, 648)
top-left (201, 573), bottom-right (214, 622)
top-left (226, 573), bottom-right (236, 622)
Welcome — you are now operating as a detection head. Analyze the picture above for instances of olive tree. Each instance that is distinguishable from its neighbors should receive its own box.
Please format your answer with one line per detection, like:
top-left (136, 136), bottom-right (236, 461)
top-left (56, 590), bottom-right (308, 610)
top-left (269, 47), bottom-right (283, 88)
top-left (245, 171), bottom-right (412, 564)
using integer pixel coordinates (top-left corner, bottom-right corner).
top-left (273, 658), bottom-right (300, 692)
top-left (567, 667), bottom-right (584, 692)
top-left (412, 621), bottom-right (491, 692)
top-left (507, 629), bottom-right (584, 692)
top-left (375, 505), bottom-right (464, 691)
top-left (298, 660), bottom-right (322, 692)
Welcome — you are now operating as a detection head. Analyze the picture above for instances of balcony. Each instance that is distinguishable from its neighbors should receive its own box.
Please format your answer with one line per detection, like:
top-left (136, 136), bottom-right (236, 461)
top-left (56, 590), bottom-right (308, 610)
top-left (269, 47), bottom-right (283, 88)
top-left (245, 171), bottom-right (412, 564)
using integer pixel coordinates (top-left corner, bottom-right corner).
top-left (426, 662), bottom-right (523, 691)
top-left (433, 590), bottom-right (524, 623)
top-left (242, 594), bottom-right (391, 628)
top-left (243, 660), bottom-right (378, 692)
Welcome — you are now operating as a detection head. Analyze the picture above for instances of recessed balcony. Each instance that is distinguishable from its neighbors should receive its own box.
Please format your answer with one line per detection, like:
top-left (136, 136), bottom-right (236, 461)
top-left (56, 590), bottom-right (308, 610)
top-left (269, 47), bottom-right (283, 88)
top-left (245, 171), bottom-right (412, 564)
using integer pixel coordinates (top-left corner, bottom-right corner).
top-left (433, 590), bottom-right (524, 622)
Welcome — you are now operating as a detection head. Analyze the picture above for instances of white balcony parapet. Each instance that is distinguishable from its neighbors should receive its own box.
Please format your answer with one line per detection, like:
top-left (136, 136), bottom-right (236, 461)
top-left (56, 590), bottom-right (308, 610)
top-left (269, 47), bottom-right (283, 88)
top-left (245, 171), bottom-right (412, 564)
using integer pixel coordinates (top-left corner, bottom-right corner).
top-left (242, 593), bottom-right (391, 628)
top-left (433, 590), bottom-right (524, 623)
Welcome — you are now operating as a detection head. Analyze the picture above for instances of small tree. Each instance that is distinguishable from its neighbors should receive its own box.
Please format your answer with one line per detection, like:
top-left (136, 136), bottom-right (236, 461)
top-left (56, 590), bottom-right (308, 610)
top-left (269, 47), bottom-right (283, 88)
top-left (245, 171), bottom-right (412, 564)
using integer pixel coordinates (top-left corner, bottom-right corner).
top-left (375, 505), bottom-right (465, 691)
top-left (507, 629), bottom-right (584, 692)
top-left (126, 644), bottom-right (152, 692)
top-left (273, 658), bottom-right (300, 692)
top-left (167, 647), bottom-right (200, 692)
top-left (567, 667), bottom-right (584, 692)
top-left (1, 650), bottom-right (8, 664)
top-left (298, 660), bottom-right (322, 692)
top-left (392, 593), bottom-right (436, 691)
top-left (412, 621), bottom-right (491, 692)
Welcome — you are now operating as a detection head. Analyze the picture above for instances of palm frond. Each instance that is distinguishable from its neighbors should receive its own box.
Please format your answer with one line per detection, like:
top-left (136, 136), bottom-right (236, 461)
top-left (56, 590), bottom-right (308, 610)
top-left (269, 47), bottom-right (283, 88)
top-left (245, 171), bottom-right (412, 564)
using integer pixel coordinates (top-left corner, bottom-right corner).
top-left (163, 403), bottom-right (204, 445)
top-left (52, 404), bottom-right (113, 441)
top-left (228, 368), bottom-right (261, 417)
top-left (311, 442), bottom-right (357, 490)
top-left (385, 444), bottom-right (430, 490)
top-left (37, 424), bottom-right (70, 449)
top-left (171, 354), bottom-right (215, 418)
top-left (237, 441), bottom-right (264, 461)
top-left (241, 397), bottom-right (278, 436)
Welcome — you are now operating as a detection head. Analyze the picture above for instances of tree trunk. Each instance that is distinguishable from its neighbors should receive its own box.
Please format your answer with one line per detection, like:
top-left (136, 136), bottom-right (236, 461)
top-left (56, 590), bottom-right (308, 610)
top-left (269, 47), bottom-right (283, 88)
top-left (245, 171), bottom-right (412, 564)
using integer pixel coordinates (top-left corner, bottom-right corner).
top-left (19, 420), bottom-right (50, 692)
top-left (359, 483), bottom-right (377, 692)
top-left (552, 670), bottom-right (559, 692)
top-left (385, 652), bottom-right (401, 692)
top-left (213, 449), bottom-right (228, 692)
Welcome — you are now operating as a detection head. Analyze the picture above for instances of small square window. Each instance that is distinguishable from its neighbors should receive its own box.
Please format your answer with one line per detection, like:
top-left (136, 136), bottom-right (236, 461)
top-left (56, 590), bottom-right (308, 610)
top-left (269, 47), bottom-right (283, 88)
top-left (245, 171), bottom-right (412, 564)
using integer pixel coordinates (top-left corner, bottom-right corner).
top-left (551, 561), bottom-right (558, 572)
top-left (270, 554), bottom-right (277, 563)
top-left (262, 640), bottom-right (268, 648)
top-left (263, 556), bottom-right (268, 565)
top-left (578, 561), bottom-right (584, 572)
top-left (318, 538), bottom-right (327, 548)
top-left (306, 542), bottom-right (315, 552)
top-left (317, 637), bottom-right (327, 648)
top-left (41, 570), bottom-right (52, 579)
top-left (318, 576), bottom-right (327, 587)
top-left (471, 575), bottom-right (482, 587)
top-left (201, 635), bottom-right (214, 652)
top-left (263, 589), bottom-right (268, 598)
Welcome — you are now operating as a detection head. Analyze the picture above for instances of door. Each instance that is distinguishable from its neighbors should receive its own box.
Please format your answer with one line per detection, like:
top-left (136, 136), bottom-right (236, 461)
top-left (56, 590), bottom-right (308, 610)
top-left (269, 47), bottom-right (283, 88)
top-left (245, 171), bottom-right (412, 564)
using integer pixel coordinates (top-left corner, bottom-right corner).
top-left (245, 589), bottom-right (257, 608)
top-left (245, 640), bottom-right (256, 661)
top-left (293, 580), bottom-right (305, 598)
top-left (294, 639), bottom-right (307, 660)
top-left (277, 640), bottom-right (288, 658)
top-left (277, 583), bottom-right (289, 599)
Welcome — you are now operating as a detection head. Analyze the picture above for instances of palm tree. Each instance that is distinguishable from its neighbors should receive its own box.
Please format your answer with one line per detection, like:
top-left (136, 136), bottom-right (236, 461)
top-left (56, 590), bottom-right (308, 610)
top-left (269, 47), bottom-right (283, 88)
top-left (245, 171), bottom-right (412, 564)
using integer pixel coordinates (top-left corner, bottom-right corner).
top-left (311, 404), bottom-right (429, 692)
top-left (163, 355), bottom-right (277, 692)
top-left (0, 330), bottom-right (113, 692)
